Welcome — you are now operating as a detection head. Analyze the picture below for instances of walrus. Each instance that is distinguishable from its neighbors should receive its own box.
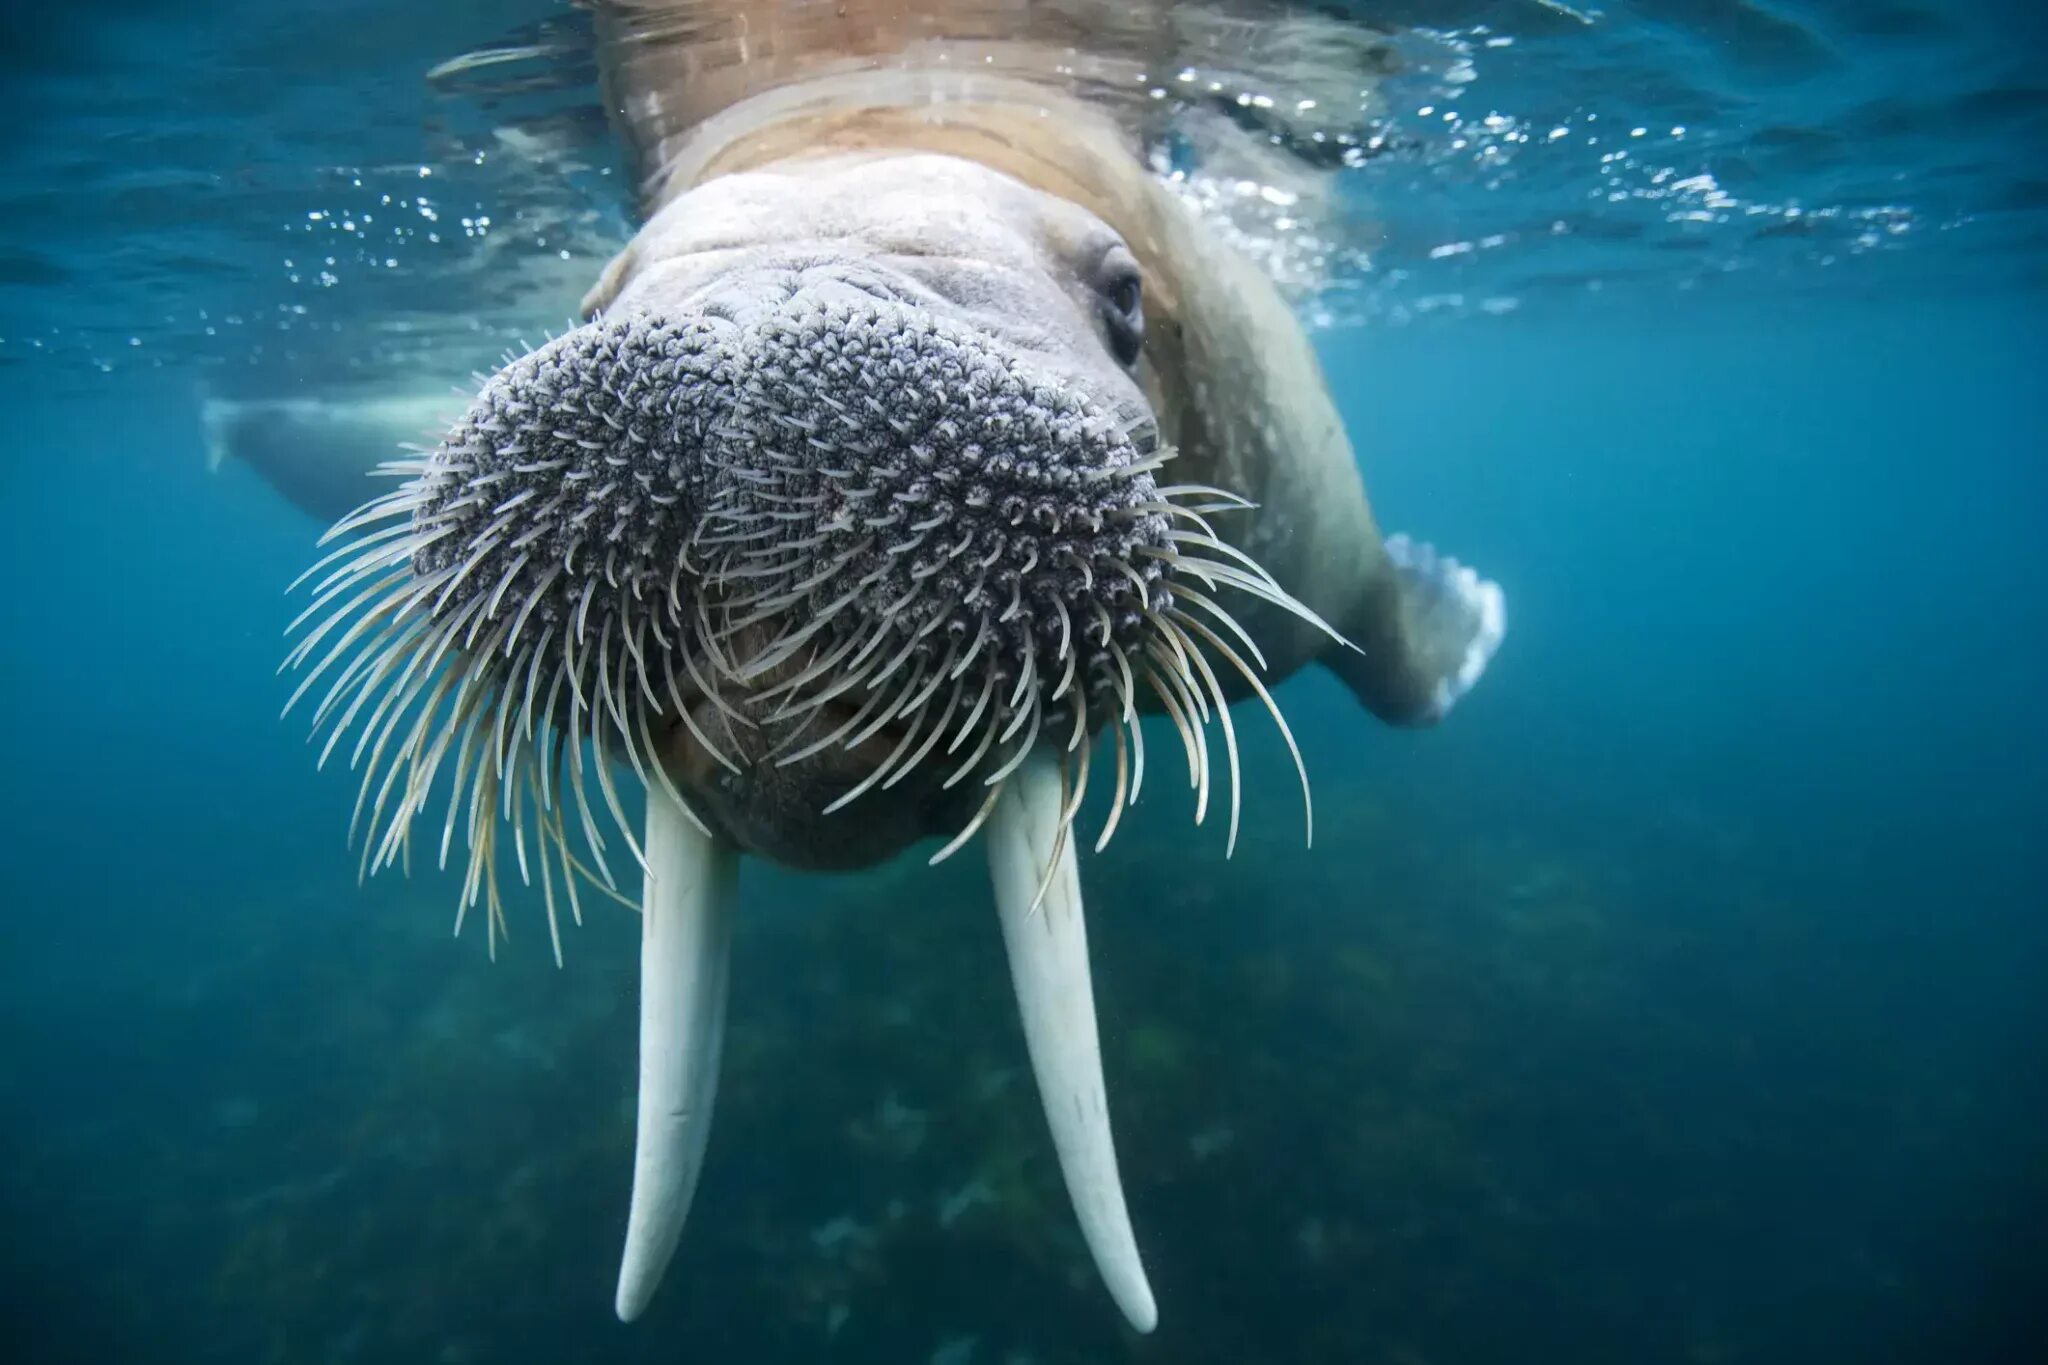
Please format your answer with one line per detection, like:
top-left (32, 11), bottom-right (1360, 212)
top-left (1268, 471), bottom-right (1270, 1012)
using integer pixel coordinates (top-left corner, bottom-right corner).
top-left (286, 1), bottom-right (1505, 1334)
top-left (203, 388), bottom-right (468, 524)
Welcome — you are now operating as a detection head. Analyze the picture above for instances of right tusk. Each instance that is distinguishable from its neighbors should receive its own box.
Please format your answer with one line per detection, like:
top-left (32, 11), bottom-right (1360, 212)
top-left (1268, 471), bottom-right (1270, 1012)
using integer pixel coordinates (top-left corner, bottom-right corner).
top-left (987, 748), bottom-right (1159, 1333)
top-left (614, 786), bottom-right (740, 1322)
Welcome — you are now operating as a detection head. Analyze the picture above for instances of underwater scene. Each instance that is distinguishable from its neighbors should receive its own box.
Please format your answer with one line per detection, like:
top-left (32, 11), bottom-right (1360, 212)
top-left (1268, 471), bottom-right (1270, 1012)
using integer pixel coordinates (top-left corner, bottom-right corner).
top-left (1, 2), bottom-right (2043, 1362)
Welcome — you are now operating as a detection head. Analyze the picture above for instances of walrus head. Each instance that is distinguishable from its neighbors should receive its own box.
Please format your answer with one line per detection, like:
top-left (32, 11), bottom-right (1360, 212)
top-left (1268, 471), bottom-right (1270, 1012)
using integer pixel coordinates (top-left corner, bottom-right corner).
top-left (286, 151), bottom-right (1334, 1331)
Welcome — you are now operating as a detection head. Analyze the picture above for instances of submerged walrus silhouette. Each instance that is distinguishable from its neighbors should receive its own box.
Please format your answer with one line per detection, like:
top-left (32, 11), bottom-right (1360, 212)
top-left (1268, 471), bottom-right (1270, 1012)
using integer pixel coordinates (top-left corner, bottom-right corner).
top-left (283, 2), bottom-right (1505, 1332)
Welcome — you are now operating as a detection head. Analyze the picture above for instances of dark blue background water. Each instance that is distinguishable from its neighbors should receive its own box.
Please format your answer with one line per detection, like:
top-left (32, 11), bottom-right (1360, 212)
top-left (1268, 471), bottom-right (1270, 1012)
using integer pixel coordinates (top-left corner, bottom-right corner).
top-left (2, 4), bottom-right (2044, 1363)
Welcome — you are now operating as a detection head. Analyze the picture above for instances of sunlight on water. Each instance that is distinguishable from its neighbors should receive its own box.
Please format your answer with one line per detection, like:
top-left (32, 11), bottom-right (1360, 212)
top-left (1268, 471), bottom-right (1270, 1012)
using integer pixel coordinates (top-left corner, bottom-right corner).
top-left (0, 1), bottom-right (2040, 385)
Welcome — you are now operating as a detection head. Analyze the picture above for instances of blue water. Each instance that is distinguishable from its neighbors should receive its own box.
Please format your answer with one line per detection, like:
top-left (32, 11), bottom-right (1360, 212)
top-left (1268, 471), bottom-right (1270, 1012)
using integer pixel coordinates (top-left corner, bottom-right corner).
top-left (2, 4), bottom-right (2044, 1363)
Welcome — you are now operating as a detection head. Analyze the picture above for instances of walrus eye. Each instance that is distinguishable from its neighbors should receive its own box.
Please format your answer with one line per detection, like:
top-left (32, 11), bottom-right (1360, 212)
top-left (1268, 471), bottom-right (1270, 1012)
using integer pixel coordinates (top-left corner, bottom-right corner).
top-left (1107, 271), bottom-right (1140, 316)
top-left (1099, 263), bottom-right (1144, 367)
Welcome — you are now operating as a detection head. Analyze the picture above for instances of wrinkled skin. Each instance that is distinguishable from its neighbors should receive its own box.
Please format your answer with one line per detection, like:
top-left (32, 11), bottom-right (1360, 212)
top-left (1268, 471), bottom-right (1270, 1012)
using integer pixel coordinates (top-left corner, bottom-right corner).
top-left (594, 152), bottom-right (1149, 413)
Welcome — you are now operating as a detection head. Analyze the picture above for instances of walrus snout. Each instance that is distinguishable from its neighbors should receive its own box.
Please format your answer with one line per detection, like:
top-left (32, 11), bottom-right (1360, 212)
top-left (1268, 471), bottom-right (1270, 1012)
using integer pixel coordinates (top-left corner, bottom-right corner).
top-left (322, 286), bottom-right (1194, 872)
top-left (676, 290), bottom-right (1173, 863)
top-left (290, 243), bottom-right (1329, 890)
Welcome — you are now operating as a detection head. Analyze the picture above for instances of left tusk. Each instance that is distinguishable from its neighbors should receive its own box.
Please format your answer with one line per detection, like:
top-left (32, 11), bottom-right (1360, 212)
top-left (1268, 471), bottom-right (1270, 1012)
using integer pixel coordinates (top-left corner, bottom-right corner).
top-left (614, 786), bottom-right (740, 1322)
top-left (987, 747), bottom-right (1159, 1333)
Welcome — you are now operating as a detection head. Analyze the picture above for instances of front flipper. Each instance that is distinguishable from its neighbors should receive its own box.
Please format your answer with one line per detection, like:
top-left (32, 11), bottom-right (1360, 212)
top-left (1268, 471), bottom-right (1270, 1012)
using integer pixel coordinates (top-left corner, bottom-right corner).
top-left (987, 751), bottom-right (1159, 1333)
top-left (1331, 533), bottom-right (1507, 726)
top-left (615, 788), bottom-right (740, 1322)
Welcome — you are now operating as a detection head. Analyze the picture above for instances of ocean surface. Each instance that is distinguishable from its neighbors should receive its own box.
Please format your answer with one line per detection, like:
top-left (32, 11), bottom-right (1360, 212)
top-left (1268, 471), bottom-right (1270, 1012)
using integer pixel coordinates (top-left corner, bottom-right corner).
top-left (2, 3), bottom-right (2044, 1363)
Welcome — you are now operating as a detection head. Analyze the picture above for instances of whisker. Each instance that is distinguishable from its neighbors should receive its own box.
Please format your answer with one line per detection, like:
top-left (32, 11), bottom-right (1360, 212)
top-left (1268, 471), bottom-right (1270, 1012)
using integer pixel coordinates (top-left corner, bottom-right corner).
top-left (1094, 718), bottom-right (1131, 853)
top-left (1143, 660), bottom-right (1205, 815)
top-left (1164, 613), bottom-right (1241, 857)
top-left (1173, 608), bottom-right (1313, 848)
top-left (928, 780), bottom-right (1004, 866)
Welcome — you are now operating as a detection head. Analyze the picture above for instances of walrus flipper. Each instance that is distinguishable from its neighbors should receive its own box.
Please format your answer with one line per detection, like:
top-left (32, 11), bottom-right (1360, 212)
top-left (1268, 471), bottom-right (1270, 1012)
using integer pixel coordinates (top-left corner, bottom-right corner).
top-left (1332, 534), bottom-right (1507, 727)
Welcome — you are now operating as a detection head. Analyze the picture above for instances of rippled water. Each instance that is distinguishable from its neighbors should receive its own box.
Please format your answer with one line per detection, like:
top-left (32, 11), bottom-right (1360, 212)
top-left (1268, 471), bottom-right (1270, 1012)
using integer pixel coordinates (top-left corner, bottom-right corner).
top-left (4, 1), bottom-right (2042, 384)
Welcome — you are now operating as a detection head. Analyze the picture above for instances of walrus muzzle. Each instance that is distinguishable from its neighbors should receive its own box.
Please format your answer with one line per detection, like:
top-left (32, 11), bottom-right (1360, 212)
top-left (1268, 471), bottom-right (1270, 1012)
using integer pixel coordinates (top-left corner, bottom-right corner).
top-left (287, 275), bottom-right (1334, 1333)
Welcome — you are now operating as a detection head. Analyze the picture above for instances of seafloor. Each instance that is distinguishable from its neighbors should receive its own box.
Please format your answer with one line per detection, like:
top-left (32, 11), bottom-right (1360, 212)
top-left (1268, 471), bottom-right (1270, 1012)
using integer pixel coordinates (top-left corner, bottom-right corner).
top-left (6, 743), bottom-right (2029, 1365)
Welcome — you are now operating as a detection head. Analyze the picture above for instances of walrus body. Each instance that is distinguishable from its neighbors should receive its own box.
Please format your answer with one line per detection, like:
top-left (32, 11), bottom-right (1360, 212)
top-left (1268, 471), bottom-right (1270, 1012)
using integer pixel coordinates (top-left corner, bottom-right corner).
top-left (202, 389), bottom-right (466, 525)
top-left (286, 1), bottom-right (1504, 1335)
